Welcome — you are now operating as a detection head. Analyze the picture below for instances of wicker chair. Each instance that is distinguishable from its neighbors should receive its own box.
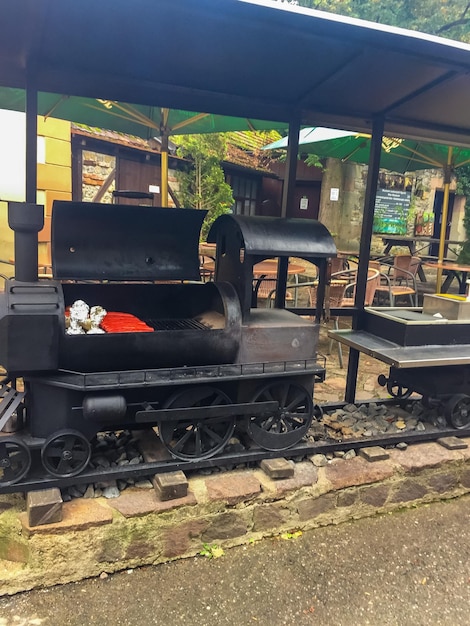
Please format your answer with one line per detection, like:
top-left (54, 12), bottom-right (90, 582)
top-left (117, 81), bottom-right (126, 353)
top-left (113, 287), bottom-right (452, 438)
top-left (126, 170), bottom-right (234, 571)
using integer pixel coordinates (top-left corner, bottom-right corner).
top-left (255, 278), bottom-right (294, 304)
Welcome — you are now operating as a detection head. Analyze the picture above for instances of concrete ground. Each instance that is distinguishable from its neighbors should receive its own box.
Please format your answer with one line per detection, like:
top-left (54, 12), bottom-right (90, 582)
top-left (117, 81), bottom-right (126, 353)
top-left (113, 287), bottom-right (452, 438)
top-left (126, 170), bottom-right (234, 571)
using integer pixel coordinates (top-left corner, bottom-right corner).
top-left (1, 494), bottom-right (469, 626)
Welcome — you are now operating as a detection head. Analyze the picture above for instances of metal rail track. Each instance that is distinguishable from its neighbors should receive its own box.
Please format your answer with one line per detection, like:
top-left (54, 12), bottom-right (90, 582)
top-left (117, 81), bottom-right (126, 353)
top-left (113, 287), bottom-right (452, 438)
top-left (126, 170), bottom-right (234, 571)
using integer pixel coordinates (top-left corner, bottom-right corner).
top-left (1, 423), bottom-right (468, 495)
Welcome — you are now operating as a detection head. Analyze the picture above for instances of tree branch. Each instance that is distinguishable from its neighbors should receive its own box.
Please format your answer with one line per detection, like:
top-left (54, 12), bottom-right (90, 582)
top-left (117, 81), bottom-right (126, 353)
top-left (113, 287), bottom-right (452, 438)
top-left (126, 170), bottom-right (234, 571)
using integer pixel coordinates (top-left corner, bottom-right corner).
top-left (436, 2), bottom-right (470, 34)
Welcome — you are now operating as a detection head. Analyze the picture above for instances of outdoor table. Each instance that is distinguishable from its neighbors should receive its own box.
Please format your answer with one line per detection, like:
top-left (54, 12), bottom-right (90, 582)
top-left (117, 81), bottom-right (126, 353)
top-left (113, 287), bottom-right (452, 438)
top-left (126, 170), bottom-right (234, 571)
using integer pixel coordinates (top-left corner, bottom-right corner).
top-left (251, 260), bottom-right (306, 306)
top-left (336, 250), bottom-right (360, 268)
top-left (337, 250), bottom-right (360, 258)
top-left (382, 235), bottom-right (464, 283)
top-left (424, 261), bottom-right (470, 295)
top-left (382, 235), bottom-right (464, 256)
top-left (201, 258), bottom-right (306, 278)
top-left (201, 258), bottom-right (306, 304)
top-left (198, 242), bottom-right (217, 259)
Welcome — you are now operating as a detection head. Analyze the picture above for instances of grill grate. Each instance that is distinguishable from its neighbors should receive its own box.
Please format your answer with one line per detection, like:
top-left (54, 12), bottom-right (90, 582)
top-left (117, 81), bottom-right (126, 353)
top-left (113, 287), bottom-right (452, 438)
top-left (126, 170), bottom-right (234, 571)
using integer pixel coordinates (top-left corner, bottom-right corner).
top-left (146, 318), bottom-right (209, 331)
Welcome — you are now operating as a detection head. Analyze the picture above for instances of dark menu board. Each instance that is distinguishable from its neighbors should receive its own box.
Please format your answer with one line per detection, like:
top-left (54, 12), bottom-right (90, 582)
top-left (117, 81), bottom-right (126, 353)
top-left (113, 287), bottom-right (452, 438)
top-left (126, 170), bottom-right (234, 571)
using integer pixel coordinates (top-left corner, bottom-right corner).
top-left (373, 189), bottom-right (411, 235)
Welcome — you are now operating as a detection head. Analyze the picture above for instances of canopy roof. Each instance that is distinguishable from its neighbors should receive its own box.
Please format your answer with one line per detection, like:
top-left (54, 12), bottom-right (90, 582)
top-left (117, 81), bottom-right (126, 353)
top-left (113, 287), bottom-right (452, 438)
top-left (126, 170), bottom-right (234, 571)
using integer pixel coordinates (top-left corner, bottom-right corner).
top-left (1, 0), bottom-right (470, 146)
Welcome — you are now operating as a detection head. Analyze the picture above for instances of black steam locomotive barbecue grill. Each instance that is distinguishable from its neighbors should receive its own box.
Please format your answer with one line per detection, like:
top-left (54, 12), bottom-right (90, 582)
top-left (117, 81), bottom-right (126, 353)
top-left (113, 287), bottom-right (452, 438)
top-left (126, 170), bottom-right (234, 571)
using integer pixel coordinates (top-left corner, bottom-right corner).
top-left (330, 303), bottom-right (470, 429)
top-left (0, 201), bottom-right (336, 490)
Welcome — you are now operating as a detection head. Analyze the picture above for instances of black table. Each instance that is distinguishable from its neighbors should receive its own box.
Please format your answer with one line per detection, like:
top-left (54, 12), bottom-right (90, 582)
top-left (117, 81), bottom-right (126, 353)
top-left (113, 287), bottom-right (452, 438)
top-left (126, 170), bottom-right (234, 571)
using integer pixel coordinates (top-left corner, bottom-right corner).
top-left (381, 235), bottom-right (464, 283)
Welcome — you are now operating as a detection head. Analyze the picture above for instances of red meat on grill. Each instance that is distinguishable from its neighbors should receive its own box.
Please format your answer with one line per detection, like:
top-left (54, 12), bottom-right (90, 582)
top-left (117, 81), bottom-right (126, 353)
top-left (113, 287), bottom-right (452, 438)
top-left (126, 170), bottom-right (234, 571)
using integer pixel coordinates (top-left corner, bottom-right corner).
top-left (100, 312), bottom-right (153, 333)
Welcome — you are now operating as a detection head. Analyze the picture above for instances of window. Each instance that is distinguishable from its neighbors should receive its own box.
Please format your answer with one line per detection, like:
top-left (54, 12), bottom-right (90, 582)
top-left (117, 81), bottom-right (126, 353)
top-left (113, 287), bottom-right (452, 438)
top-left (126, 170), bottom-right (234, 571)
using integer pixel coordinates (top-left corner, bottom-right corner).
top-left (231, 175), bottom-right (259, 216)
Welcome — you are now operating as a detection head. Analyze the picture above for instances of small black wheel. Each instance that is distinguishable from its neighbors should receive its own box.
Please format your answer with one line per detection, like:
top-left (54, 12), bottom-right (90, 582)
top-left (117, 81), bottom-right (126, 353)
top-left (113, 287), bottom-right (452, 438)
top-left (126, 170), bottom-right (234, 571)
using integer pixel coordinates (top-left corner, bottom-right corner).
top-left (159, 387), bottom-right (235, 460)
top-left (444, 394), bottom-right (470, 429)
top-left (0, 437), bottom-right (31, 486)
top-left (386, 380), bottom-right (412, 400)
top-left (377, 374), bottom-right (388, 387)
top-left (246, 381), bottom-right (313, 451)
top-left (41, 430), bottom-right (91, 477)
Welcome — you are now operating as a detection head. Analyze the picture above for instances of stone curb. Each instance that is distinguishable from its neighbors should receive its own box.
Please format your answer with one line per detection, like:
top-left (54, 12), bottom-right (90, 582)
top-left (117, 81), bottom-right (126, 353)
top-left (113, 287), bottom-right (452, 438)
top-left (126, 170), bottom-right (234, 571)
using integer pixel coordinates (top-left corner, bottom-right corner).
top-left (1, 439), bottom-right (470, 595)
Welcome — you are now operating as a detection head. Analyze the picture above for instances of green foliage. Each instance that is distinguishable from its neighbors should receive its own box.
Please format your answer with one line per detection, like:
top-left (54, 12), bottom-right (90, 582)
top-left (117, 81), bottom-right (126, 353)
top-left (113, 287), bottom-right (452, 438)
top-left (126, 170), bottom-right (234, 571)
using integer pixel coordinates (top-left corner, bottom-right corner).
top-left (303, 153), bottom-right (324, 169)
top-left (199, 543), bottom-right (225, 559)
top-left (275, 151), bottom-right (324, 170)
top-left (292, 0), bottom-right (470, 43)
top-left (279, 530), bottom-right (303, 540)
top-left (456, 164), bottom-right (470, 263)
top-left (456, 164), bottom-right (470, 199)
top-left (175, 134), bottom-right (234, 241)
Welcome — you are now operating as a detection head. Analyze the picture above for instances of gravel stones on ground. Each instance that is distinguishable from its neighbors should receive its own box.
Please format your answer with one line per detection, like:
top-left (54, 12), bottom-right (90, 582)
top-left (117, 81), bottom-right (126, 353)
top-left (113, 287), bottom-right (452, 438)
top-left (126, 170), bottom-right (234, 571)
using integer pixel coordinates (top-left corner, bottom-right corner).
top-left (61, 430), bottom-right (144, 501)
top-left (61, 397), bottom-right (447, 501)
top-left (308, 399), bottom-right (434, 443)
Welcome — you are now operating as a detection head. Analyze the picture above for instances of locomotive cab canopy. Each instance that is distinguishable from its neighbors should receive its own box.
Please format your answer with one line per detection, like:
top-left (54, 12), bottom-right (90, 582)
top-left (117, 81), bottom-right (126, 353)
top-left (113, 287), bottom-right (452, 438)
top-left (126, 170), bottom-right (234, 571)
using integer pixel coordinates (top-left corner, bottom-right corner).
top-left (207, 214), bottom-right (337, 318)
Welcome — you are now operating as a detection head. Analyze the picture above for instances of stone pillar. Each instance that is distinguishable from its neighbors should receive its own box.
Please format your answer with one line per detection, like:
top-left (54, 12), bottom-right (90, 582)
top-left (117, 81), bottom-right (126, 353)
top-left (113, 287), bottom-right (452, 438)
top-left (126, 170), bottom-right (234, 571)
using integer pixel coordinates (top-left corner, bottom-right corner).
top-left (319, 159), bottom-right (365, 249)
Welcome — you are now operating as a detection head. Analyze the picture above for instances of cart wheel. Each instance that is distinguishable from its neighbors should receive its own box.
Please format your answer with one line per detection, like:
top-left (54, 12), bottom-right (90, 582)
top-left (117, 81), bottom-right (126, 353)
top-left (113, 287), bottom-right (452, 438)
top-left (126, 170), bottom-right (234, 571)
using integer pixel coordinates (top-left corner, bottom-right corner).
top-left (444, 394), bottom-right (470, 429)
top-left (41, 429), bottom-right (91, 478)
top-left (386, 380), bottom-right (412, 400)
top-left (159, 387), bottom-right (235, 460)
top-left (0, 437), bottom-right (31, 486)
top-left (377, 374), bottom-right (388, 387)
top-left (246, 381), bottom-right (313, 451)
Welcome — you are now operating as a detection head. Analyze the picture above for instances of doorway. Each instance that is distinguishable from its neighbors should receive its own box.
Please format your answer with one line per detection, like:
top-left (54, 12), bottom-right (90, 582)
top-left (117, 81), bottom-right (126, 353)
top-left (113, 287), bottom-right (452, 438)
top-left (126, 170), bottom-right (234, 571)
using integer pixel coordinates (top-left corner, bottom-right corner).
top-left (430, 190), bottom-right (455, 257)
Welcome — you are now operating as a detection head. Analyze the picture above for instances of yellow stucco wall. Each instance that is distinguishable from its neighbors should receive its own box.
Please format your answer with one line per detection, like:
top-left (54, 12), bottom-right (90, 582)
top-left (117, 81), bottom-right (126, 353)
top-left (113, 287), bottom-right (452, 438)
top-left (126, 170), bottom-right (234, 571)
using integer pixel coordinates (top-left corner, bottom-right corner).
top-left (0, 112), bottom-right (72, 274)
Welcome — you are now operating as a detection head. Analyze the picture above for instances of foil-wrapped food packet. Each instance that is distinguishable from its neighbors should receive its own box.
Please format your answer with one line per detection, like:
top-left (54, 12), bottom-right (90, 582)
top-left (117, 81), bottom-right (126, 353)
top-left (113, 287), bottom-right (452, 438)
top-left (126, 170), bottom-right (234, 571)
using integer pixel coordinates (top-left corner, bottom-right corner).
top-left (66, 300), bottom-right (108, 334)
top-left (88, 305), bottom-right (107, 334)
top-left (66, 299), bottom-right (90, 335)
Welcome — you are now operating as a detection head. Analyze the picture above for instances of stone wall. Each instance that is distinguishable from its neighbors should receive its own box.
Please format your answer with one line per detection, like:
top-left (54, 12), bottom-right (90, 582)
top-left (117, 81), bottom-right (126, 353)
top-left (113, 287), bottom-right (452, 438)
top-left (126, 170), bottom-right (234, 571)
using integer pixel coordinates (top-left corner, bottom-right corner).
top-left (1, 439), bottom-right (470, 595)
top-left (82, 150), bottom-right (116, 204)
top-left (318, 160), bottom-right (464, 257)
top-left (81, 148), bottom-right (179, 207)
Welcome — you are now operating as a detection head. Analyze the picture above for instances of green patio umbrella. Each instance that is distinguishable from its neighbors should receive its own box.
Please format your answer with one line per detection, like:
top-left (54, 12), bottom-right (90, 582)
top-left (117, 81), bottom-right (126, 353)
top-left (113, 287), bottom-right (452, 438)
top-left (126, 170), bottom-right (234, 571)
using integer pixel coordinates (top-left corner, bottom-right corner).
top-left (264, 127), bottom-right (470, 290)
top-left (263, 126), bottom-right (470, 174)
top-left (0, 87), bottom-right (287, 207)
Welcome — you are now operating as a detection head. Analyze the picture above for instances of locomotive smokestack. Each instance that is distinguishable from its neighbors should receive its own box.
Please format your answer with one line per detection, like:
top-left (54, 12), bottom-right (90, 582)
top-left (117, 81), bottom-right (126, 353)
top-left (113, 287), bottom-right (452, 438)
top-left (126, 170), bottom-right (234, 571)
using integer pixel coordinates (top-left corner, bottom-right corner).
top-left (8, 202), bottom-right (44, 282)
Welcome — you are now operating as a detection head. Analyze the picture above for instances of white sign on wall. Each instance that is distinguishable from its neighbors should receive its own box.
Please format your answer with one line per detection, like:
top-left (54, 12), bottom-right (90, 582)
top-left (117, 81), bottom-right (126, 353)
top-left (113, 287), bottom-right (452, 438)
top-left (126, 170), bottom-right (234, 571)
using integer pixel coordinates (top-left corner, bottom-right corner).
top-left (330, 188), bottom-right (339, 201)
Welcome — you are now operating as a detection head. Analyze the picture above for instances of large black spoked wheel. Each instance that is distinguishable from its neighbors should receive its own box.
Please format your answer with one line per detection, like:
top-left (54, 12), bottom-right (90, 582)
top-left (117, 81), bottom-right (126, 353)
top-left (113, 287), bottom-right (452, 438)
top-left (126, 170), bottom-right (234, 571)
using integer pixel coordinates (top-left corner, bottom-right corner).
top-left (444, 394), bottom-right (470, 429)
top-left (159, 387), bottom-right (236, 461)
top-left (41, 429), bottom-right (92, 478)
top-left (246, 381), bottom-right (314, 451)
top-left (0, 437), bottom-right (31, 486)
top-left (386, 380), bottom-right (412, 400)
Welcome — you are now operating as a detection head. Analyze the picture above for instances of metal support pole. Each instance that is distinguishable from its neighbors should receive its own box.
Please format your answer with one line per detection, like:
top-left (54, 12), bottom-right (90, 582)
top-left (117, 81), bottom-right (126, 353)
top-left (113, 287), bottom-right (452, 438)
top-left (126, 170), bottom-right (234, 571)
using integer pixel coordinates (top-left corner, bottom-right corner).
top-left (345, 116), bottom-right (384, 403)
top-left (280, 117), bottom-right (300, 219)
top-left (276, 117), bottom-right (300, 306)
top-left (436, 148), bottom-right (453, 292)
top-left (25, 85), bottom-right (38, 203)
top-left (160, 108), bottom-right (169, 208)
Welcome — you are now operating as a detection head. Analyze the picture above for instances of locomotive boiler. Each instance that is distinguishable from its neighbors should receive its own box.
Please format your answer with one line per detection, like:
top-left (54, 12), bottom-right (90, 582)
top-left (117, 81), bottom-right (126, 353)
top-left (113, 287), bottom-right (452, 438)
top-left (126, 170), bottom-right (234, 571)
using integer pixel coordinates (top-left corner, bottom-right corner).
top-left (0, 200), bottom-right (336, 489)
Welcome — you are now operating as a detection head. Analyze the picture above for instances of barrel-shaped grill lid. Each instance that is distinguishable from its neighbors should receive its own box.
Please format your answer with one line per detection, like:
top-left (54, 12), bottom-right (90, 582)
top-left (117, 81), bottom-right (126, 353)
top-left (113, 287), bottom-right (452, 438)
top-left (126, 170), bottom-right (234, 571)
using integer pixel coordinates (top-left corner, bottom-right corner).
top-left (207, 215), bottom-right (336, 258)
top-left (52, 202), bottom-right (207, 281)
